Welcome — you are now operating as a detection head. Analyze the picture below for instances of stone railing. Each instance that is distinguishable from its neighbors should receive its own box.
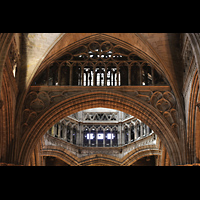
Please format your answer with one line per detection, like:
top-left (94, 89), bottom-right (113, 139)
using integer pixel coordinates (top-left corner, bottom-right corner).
top-left (42, 132), bottom-right (158, 159)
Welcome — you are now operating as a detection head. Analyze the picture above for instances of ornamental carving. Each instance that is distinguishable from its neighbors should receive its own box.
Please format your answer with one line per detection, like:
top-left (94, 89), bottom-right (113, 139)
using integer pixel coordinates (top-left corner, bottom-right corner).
top-left (31, 40), bottom-right (168, 87)
top-left (22, 89), bottom-right (179, 137)
top-left (25, 91), bottom-right (50, 113)
top-left (150, 91), bottom-right (178, 135)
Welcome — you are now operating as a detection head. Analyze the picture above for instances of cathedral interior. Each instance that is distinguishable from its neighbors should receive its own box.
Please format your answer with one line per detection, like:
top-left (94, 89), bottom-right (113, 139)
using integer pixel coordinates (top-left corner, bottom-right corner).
top-left (0, 33), bottom-right (200, 166)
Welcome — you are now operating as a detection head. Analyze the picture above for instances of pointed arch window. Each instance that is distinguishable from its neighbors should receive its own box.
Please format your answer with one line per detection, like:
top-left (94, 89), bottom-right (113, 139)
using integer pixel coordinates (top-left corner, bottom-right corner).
top-left (90, 127), bottom-right (96, 146)
top-left (60, 62), bottom-right (70, 86)
top-left (107, 62), bottom-right (117, 86)
top-left (72, 63), bottom-right (82, 86)
top-left (95, 62), bottom-right (105, 86)
top-left (112, 127), bottom-right (118, 147)
top-left (49, 63), bottom-right (59, 86)
top-left (105, 127), bottom-right (111, 147)
top-left (32, 40), bottom-right (169, 87)
top-left (72, 127), bottom-right (77, 144)
top-left (119, 62), bottom-right (128, 86)
top-left (83, 127), bottom-right (89, 147)
top-left (67, 125), bottom-right (71, 142)
top-left (124, 126), bottom-right (129, 145)
top-left (142, 63), bottom-right (152, 86)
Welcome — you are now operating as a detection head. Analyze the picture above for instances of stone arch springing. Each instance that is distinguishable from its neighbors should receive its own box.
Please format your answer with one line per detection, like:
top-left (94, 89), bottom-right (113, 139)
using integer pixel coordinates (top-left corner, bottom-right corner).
top-left (18, 91), bottom-right (182, 166)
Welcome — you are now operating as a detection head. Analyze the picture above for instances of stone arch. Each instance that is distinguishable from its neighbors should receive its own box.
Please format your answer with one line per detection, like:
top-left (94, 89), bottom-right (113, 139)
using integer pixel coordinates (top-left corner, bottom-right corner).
top-left (0, 33), bottom-right (14, 99)
top-left (186, 33), bottom-right (200, 87)
top-left (18, 91), bottom-right (182, 166)
top-left (79, 154), bottom-right (120, 166)
top-left (41, 146), bottom-right (79, 166)
top-left (121, 145), bottom-right (161, 166)
top-left (32, 33), bottom-right (169, 86)
top-left (187, 69), bottom-right (200, 163)
top-left (38, 137), bottom-right (160, 166)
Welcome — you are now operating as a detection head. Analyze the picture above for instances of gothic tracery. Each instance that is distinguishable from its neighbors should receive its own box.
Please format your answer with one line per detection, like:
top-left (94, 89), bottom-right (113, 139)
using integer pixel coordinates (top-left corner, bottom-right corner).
top-left (45, 108), bottom-right (155, 148)
top-left (32, 40), bottom-right (168, 87)
top-left (2, 33), bottom-right (199, 166)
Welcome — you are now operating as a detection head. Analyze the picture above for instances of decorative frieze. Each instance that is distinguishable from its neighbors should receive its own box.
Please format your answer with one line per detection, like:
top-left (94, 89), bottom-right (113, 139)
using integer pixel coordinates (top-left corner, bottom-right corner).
top-left (22, 87), bottom-right (179, 137)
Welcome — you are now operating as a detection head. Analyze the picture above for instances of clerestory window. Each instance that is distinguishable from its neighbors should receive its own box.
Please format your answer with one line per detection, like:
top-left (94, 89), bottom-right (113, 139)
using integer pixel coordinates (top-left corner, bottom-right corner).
top-left (46, 108), bottom-right (156, 148)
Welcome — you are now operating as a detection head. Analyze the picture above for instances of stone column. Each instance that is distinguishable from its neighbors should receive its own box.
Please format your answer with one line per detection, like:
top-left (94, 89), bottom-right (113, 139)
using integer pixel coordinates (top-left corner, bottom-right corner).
top-left (140, 121), bottom-right (143, 139)
top-left (76, 123), bottom-right (81, 146)
top-left (110, 131), bottom-right (113, 147)
top-left (50, 126), bottom-right (54, 136)
top-left (79, 123), bottom-right (83, 146)
top-left (103, 131), bottom-right (105, 147)
top-left (117, 66), bottom-right (120, 86)
top-left (93, 66), bottom-right (96, 86)
top-left (78, 126), bottom-right (81, 146)
top-left (54, 124), bottom-right (57, 137)
top-left (118, 123), bottom-right (122, 146)
top-left (81, 66), bottom-right (84, 86)
top-left (128, 127), bottom-right (131, 144)
top-left (128, 65), bottom-right (131, 85)
top-left (146, 126), bottom-right (150, 136)
top-left (70, 127), bottom-right (73, 143)
top-left (134, 123), bottom-right (137, 140)
top-left (89, 130), bottom-right (91, 147)
top-left (144, 124), bottom-right (147, 137)
top-left (57, 123), bottom-right (61, 138)
top-left (69, 66), bottom-right (73, 85)
top-left (96, 131), bottom-right (98, 147)
top-left (105, 66), bottom-right (107, 86)
top-left (121, 124), bottom-right (125, 145)
top-left (152, 67), bottom-right (154, 85)
top-left (63, 125), bottom-right (67, 140)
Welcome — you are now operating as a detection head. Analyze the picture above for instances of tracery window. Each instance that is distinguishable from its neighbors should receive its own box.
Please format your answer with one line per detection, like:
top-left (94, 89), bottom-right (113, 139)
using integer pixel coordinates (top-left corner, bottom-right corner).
top-left (46, 109), bottom-right (155, 148)
top-left (112, 127), bottom-right (118, 147)
top-left (32, 40), bottom-right (168, 86)
top-left (60, 62), bottom-right (70, 86)
top-left (105, 127), bottom-right (111, 147)
top-left (142, 63), bottom-right (152, 86)
top-left (49, 63), bottom-right (59, 86)
top-left (90, 127), bottom-right (96, 146)
top-left (97, 127), bottom-right (104, 147)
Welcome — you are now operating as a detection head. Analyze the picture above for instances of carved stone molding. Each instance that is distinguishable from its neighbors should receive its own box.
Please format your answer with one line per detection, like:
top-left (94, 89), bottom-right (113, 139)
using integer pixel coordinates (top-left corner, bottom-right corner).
top-left (0, 100), bottom-right (3, 109)
top-left (196, 102), bottom-right (200, 111)
top-left (178, 163), bottom-right (200, 166)
top-left (22, 88), bottom-right (179, 137)
top-left (0, 162), bottom-right (23, 166)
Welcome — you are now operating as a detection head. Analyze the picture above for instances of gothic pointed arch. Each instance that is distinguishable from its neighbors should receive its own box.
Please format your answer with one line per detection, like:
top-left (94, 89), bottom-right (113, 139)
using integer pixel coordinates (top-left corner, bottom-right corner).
top-left (31, 36), bottom-right (169, 88)
top-left (18, 91), bottom-right (182, 166)
top-left (16, 33), bottom-right (185, 166)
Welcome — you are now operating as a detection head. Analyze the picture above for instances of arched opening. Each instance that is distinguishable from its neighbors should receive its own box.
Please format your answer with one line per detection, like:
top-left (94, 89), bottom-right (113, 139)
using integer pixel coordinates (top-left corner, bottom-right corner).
top-left (45, 156), bottom-right (70, 166)
top-left (45, 107), bottom-right (155, 149)
top-left (18, 35), bottom-right (182, 166)
top-left (60, 62), bottom-right (70, 86)
top-left (19, 91), bottom-right (182, 166)
top-left (131, 156), bottom-right (156, 166)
